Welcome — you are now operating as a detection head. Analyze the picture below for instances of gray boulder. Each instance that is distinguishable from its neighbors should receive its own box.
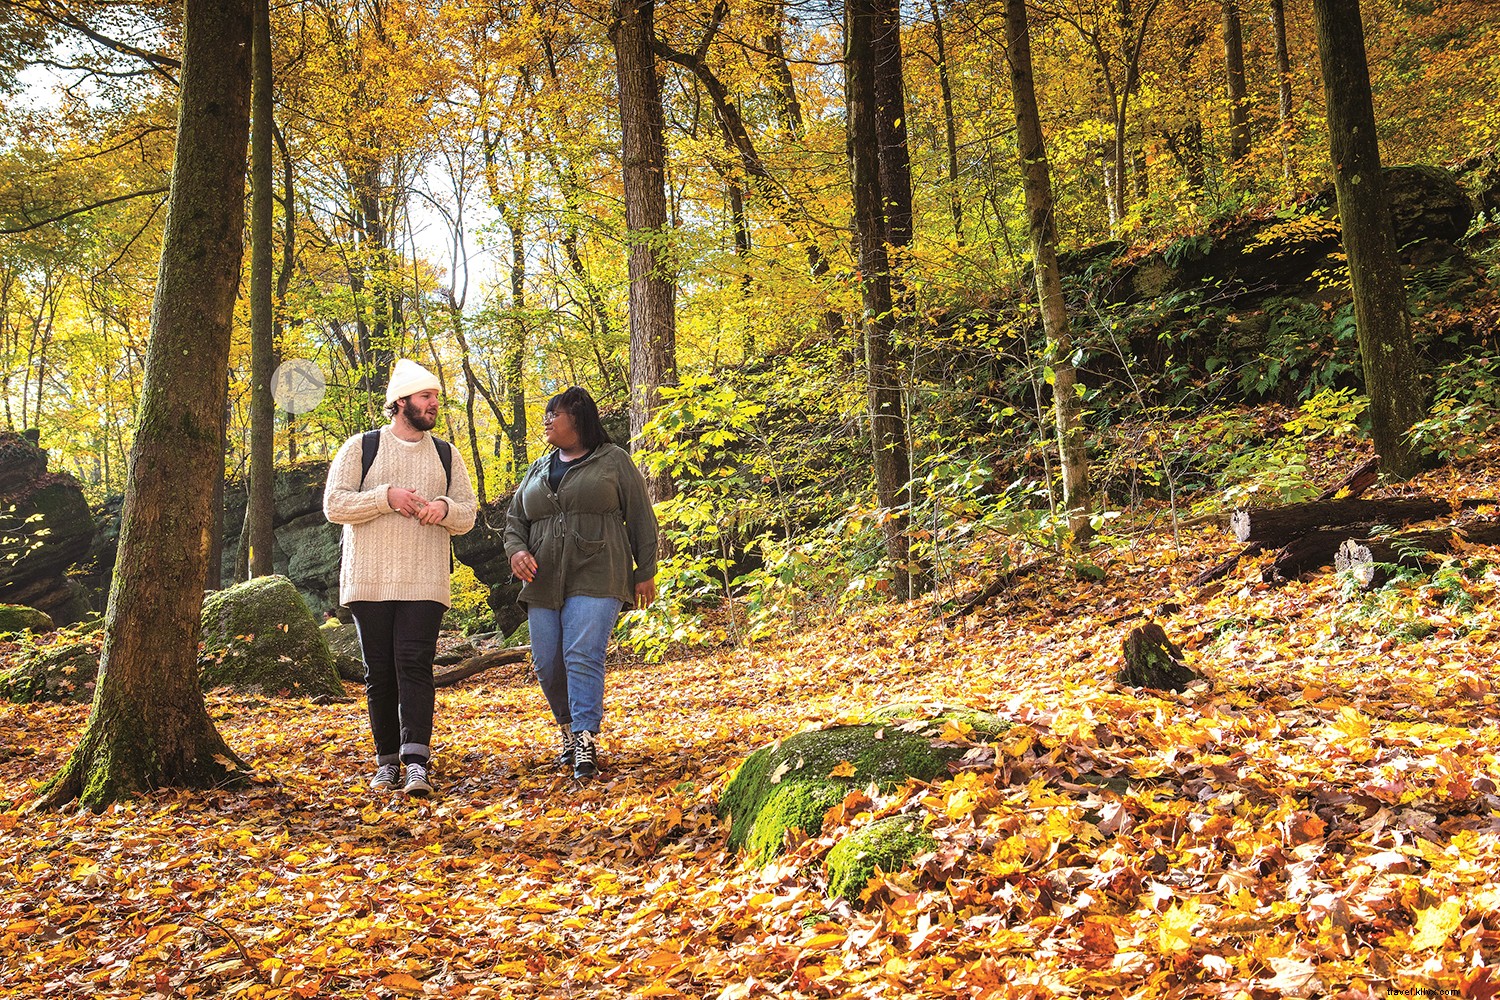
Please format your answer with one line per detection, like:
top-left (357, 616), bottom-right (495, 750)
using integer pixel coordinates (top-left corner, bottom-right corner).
top-left (451, 497), bottom-right (526, 638)
top-left (199, 575), bottom-right (344, 698)
top-left (320, 621), bottom-right (365, 681)
top-left (718, 707), bottom-right (1008, 865)
top-left (0, 640), bottom-right (98, 704)
top-left (0, 432), bottom-right (96, 623)
top-left (0, 604), bottom-right (54, 634)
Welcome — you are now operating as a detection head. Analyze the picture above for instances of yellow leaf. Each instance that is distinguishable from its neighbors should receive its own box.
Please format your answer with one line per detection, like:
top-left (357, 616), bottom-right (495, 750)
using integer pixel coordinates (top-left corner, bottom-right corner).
top-left (1156, 899), bottom-right (1200, 956)
top-left (1410, 898), bottom-right (1464, 950)
top-left (828, 760), bottom-right (856, 778)
top-left (801, 931), bottom-right (846, 950)
top-left (635, 980), bottom-right (682, 997)
top-left (939, 719), bottom-right (974, 742)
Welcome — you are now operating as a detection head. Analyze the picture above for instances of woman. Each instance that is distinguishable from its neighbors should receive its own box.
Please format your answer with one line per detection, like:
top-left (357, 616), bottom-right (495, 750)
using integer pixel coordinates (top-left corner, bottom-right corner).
top-left (504, 387), bottom-right (658, 779)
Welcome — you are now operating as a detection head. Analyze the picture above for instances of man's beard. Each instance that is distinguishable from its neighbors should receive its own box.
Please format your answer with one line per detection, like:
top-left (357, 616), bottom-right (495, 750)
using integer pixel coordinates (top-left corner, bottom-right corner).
top-left (402, 398), bottom-right (437, 431)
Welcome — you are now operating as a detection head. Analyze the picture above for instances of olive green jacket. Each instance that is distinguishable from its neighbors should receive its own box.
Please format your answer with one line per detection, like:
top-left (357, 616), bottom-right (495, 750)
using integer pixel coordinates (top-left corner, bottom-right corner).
top-left (503, 443), bottom-right (659, 610)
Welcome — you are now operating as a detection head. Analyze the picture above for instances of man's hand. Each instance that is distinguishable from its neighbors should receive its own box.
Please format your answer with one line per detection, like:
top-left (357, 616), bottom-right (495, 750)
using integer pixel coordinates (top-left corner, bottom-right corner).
top-left (510, 550), bottom-right (538, 583)
top-left (635, 577), bottom-right (657, 607)
top-left (416, 498), bottom-right (448, 526)
top-left (387, 486), bottom-right (429, 518)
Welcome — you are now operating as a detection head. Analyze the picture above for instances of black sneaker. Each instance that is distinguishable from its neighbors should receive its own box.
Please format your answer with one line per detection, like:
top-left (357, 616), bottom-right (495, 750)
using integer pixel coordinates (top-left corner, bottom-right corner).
top-left (573, 731), bottom-right (598, 780)
top-left (370, 763), bottom-right (401, 791)
top-left (403, 761), bottom-right (433, 797)
top-left (557, 725), bottom-right (577, 769)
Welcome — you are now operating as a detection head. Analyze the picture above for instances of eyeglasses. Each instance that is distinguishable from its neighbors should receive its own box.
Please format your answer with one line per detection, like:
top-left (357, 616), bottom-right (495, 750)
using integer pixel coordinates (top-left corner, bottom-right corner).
top-left (543, 411), bottom-right (570, 425)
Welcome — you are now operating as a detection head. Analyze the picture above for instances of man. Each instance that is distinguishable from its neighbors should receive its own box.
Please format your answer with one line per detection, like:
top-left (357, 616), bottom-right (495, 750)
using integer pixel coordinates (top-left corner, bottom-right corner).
top-left (323, 359), bottom-right (477, 796)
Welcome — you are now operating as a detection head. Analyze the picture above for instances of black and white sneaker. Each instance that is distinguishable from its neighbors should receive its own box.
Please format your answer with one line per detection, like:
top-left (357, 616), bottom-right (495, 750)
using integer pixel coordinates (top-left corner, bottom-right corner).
top-left (403, 761), bottom-right (433, 797)
top-left (573, 731), bottom-right (598, 780)
top-left (370, 763), bottom-right (401, 791)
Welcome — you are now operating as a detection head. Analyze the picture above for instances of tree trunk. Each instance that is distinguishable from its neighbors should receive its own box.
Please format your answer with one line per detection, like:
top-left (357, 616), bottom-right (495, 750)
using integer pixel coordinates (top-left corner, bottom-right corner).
top-left (1270, 0), bottom-right (1292, 121)
top-left (611, 0), bottom-right (677, 503)
top-left (847, 0), bottom-right (915, 599)
top-left (1223, 0), bottom-right (1251, 162)
top-left (928, 0), bottom-right (963, 245)
top-left (1005, 0), bottom-right (1093, 541)
top-left (1311, 0), bottom-right (1425, 478)
top-left (505, 214), bottom-right (529, 478)
top-left (246, 0), bottom-right (275, 579)
top-left (42, 0), bottom-right (252, 810)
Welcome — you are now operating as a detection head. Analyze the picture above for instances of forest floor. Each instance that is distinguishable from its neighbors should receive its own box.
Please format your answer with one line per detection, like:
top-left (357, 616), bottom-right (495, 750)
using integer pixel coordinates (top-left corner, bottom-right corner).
top-left (4, 443), bottom-right (1500, 999)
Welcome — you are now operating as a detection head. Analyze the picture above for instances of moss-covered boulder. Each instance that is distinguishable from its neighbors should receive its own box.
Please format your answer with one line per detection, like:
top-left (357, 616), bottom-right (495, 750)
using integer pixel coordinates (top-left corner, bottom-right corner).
top-left (0, 604), bottom-right (55, 634)
top-left (199, 576), bottom-right (343, 698)
top-left (320, 621), bottom-right (365, 682)
top-left (825, 815), bottom-right (936, 903)
top-left (0, 640), bottom-right (98, 703)
top-left (719, 708), bottom-right (1009, 865)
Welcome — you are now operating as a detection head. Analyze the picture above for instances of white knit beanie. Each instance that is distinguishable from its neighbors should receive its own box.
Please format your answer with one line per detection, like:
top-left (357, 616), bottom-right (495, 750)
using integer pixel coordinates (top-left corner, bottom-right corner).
top-left (385, 359), bottom-right (442, 405)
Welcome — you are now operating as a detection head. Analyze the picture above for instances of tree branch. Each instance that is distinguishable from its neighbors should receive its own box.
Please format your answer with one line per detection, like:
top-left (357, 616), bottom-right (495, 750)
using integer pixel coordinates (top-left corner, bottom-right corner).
top-left (0, 187), bottom-right (169, 234)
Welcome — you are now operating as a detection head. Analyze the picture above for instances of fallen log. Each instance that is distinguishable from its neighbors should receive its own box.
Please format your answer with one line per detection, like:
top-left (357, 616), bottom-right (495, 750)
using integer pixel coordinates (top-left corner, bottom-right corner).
top-left (1191, 543), bottom-right (1263, 587)
top-left (1314, 456), bottom-right (1380, 501)
top-left (433, 645), bottom-right (530, 688)
top-left (953, 555), bottom-right (1055, 617)
top-left (1230, 497), bottom-right (1454, 546)
top-left (1334, 519), bottom-right (1500, 589)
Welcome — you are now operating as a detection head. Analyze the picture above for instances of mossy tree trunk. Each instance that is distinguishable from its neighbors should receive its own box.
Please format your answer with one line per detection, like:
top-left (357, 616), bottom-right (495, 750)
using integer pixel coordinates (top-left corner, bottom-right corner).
top-left (1005, 0), bottom-right (1093, 542)
top-left (610, 0), bottom-right (678, 506)
top-left (41, 0), bottom-right (252, 810)
top-left (1311, 0), bottom-right (1425, 478)
top-left (847, 0), bottom-right (918, 599)
top-left (1222, 0), bottom-right (1250, 162)
top-left (245, 0), bottom-right (276, 579)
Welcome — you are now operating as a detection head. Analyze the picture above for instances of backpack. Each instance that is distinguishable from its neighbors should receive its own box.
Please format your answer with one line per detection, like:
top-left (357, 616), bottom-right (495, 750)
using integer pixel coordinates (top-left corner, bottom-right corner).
top-left (359, 429), bottom-right (453, 492)
top-left (358, 429), bottom-right (456, 570)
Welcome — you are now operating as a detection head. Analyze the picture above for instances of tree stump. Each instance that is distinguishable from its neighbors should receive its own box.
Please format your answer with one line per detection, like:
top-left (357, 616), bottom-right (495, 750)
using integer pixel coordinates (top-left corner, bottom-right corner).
top-left (1117, 622), bottom-right (1199, 692)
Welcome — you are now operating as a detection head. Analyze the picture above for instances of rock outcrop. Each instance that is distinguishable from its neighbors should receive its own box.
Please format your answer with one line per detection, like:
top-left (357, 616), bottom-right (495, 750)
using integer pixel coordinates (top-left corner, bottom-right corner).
top-left (198, 575), bottom-right (345, 698)
top-left (452, 496), bottom-right (526, 639)
top-left (0, 431), bottom-right (96, 623)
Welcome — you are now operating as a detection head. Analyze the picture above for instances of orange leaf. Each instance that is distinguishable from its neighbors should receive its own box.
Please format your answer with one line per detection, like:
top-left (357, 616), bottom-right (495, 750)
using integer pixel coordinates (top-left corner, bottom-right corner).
top-left (828, 760), bottom-right (856, 778)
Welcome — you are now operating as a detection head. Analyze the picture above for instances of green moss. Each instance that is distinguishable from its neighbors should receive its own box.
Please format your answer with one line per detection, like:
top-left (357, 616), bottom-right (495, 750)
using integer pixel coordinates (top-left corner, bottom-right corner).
top-left (719, 717), bottom-right (993, 865)
top-left (0, 604), bottom-right (54, 634)
top-left (0, 641), bottom-right (97, 704)
top-left (199, 576), bottom-right (343, 698)
top-left (505, 619), bottom-right (530, 647)
top-left (864, 702), bottom-right (1011, 741)
top-left (825, 816), bottom-right (936, 904)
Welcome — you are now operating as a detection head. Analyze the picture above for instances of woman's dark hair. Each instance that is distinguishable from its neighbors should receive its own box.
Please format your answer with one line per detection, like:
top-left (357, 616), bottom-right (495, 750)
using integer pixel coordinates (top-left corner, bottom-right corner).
top-left (546, 387), bottom-right (611, 450)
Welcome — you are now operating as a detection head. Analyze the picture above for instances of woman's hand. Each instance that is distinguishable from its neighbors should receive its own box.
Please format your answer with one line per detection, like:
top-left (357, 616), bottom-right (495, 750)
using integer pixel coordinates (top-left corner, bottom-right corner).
top-left (510, 549), bottom-right (538, 583)
top-left (635, 577), bottom-right (657, 607)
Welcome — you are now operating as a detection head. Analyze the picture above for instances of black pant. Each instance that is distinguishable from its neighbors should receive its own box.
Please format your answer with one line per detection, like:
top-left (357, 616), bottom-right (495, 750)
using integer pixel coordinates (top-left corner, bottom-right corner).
top-left (349, 600), bottom-right (445, 765)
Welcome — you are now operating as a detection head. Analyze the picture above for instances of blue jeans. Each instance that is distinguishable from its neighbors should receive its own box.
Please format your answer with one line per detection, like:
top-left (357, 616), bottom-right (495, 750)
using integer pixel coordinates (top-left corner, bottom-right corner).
top-left (528, 596), bottom-right (622, 734)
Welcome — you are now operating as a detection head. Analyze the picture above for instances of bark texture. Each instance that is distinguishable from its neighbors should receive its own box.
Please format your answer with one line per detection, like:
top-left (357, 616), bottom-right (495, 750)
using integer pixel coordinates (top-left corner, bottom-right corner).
top-left (847, 0), bottom-right (916, 598)
top-left (43, 0), bottom-right (252, 809)
top-left (611, 0), bottom-right (677, 503)
top-left (246, 0), bottom-right (275, 579)
top-left (1006, 0), bottom-right (1093, 540)
top-left (1222, 0), bottom-right (1251, 162)
top-left (1311, 0), bottom-right (1426, 477)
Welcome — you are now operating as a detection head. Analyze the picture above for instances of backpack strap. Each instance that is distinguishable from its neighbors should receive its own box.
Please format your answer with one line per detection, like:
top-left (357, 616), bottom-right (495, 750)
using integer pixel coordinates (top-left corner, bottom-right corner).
top-left (358, 429), bottom-right (382, 489)
top-left (432, 436), bottom-right (453, 494)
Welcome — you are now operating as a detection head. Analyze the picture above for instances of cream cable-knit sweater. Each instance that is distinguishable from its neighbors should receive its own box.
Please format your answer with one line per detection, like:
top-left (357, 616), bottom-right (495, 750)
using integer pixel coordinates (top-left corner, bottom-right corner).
top-left (323, 426), bottom-right (478, 607)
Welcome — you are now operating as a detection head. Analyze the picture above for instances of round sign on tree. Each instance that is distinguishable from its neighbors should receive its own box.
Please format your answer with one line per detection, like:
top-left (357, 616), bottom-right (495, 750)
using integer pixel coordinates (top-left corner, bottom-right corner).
top-left (271, 359), bottom-right (326, 414)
